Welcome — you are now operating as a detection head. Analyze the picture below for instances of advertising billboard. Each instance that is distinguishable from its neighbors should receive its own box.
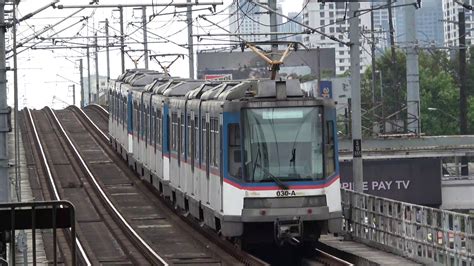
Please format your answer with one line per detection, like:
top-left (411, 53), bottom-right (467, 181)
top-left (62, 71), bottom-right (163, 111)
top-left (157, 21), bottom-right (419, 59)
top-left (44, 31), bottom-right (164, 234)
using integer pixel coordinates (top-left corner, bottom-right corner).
top-left (340, 158), bottom-right (442, 207)
top-left (197, 48), bottom-right (336, 80)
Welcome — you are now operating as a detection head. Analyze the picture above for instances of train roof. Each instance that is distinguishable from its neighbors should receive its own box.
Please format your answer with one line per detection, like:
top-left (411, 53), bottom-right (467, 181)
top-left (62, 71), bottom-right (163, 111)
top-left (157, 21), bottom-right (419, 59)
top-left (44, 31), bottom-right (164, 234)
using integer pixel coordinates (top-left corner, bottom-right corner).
top-left (112, 70), bottom-right (334, 105)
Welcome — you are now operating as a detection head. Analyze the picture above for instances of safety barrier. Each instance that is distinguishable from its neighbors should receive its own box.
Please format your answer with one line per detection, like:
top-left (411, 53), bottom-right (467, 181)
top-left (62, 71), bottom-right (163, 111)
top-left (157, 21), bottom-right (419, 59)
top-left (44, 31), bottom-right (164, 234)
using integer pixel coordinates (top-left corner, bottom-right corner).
top-left (0, 201), bottom-right (76, 265)
top-left (341, 189), bottom-right (473, 265)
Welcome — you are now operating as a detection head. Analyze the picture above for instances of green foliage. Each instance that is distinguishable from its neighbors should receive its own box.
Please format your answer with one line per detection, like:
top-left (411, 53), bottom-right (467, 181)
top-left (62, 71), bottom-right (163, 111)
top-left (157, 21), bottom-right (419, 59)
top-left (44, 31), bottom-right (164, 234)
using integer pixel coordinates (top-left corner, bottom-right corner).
top-left (361, 49), bottom-right (471, 135)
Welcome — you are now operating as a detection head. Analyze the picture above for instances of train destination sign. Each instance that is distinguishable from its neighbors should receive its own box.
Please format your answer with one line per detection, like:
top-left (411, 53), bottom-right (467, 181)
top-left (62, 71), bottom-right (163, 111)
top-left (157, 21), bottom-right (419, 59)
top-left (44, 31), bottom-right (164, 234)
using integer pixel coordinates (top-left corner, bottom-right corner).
top-left (339, 158), bottom-right (442, 207)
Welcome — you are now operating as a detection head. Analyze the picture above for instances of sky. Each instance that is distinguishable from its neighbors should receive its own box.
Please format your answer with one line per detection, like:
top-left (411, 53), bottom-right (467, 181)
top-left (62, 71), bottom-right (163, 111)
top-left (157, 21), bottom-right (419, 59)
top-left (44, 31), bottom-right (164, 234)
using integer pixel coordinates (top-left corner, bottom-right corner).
top-left (8, 0), bottom-right (304, 109)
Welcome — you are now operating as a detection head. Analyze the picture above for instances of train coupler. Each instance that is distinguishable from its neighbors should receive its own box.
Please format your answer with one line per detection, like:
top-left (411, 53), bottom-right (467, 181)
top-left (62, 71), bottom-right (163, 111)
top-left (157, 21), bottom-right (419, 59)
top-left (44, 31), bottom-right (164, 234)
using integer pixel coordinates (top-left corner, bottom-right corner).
top-left (274, 219), bottom-right (302, 246)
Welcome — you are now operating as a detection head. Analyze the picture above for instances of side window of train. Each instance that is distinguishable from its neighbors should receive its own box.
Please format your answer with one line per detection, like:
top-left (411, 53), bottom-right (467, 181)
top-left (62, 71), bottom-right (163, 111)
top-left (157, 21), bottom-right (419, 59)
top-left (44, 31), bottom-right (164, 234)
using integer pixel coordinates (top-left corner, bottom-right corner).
top-left (155, 109), bottom-right (161, 147)
top-left (187, 115), bottom-right (191, 160)
top-left (325, 121), bottom-right (335, 176)
top-left (194, 116), bottom-right (199, 162)
top-left (228, 124), bottom-right (241, 178)
top-left (181, 114), bottom-right (185, 157)
top-left (171, 113), bottom-right (178, 152)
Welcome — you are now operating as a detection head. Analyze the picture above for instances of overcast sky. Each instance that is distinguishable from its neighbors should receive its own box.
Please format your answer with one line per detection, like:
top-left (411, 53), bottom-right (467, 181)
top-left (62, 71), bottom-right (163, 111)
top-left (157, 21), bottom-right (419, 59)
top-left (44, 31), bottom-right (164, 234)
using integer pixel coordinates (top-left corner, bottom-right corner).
top-left (8, 0), bottom-right (303, 109)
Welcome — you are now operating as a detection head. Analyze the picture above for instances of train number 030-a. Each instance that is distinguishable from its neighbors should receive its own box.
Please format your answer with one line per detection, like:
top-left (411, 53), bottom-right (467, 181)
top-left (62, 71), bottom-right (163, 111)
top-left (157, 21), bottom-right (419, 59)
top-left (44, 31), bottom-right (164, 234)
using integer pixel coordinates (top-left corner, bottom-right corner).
top-left (276, 190), bottom-right (296, 197)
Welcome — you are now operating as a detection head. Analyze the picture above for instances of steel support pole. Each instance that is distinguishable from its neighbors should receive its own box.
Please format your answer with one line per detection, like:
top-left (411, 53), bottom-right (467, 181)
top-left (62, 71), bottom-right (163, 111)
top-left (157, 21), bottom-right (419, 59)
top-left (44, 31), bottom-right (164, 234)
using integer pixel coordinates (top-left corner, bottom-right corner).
top-left (72, 84), bottom-right (75, 106)
top-left (79, 59), bottom-right (84, 108)
top-left (119, 7), bottom-right (125, 73)
top-left (142, 6), bottom-right (148, 69)
top-left (13, 0), bottom-right (20, 203)
top-left (370, 3), bottom-right (376, 106)
top-left (87, 47), bottom-right (91, 105)
top-left (186, 0), bottom-right (194, 78)
top-left (269, 0), bottom-right (278, 56)
top-left (0, 0), bottom-right (9, 202)
top-left (349, 3), bottom-right (363, 192)
top-left (459, 11), bottom-right (469, 176)
top-left (105, 19), bottom-right (110, 82)
top-left (94, 33), bottom-right (99, 104)
top-left (405, 0), bottom-right (420, 135)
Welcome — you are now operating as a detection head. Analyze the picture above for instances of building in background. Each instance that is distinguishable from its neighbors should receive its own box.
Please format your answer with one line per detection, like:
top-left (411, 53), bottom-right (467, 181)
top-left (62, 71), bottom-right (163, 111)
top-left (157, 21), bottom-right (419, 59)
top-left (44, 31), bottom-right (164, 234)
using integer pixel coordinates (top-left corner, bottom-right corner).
top-left (229, 1), bottom-right (286, 44)
top-left (372, 7), bottom-right (390, 54)
top-left (442, 0), bottom-right (474, 47)
top-left (279, 11), bottom-right (304, 43)
top-left (395, 0), bottom-right (444, 47)
top-left (302, 0), bottom-right (372, 75)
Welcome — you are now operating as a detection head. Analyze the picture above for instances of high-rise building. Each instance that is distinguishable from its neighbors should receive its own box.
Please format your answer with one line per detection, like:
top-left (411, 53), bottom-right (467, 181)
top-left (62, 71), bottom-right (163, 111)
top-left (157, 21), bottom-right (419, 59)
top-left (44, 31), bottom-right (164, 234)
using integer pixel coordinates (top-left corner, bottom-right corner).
top-left (229, 1), bottom-right (270, 43)
top-left (228, 0), bottom-right (285, 44)
top-left (279, 12), bottom-right (303, 43)
top-left (442, 0), bottom-right (474, 47)
top-left (302, 1), bottom-right (372, 75)
top-left (395, 0), bottom-right (444, 47)
top-left (372, 7), bottom-right (390, 53)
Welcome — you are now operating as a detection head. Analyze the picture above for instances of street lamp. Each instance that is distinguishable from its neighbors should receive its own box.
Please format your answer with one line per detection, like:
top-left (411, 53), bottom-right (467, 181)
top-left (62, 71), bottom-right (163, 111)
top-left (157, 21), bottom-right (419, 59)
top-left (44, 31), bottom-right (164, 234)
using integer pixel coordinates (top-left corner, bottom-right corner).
top-left (427, 107), bottom-right (459, 121)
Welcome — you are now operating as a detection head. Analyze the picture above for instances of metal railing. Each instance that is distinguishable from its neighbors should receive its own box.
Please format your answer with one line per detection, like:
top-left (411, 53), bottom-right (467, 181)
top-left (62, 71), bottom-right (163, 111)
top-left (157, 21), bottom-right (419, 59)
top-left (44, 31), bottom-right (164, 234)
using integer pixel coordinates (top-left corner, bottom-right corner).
top-left (0, 200), bottom-right (76, 265)
top-left (341, 189), bottom-right (473, 265)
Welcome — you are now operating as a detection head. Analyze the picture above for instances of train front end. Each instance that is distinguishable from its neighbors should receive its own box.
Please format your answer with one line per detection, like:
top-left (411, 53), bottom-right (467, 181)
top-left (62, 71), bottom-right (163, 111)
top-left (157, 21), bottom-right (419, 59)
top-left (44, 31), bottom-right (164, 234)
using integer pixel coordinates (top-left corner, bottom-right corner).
top-left (221, 80), bottom-right (342, 247)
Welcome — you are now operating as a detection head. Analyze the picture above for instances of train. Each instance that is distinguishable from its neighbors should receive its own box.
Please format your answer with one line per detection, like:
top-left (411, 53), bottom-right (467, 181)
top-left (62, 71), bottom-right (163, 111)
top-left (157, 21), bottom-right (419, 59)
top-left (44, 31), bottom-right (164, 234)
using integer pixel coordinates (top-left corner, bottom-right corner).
top-left (107, 69), bottom-right (342, 248)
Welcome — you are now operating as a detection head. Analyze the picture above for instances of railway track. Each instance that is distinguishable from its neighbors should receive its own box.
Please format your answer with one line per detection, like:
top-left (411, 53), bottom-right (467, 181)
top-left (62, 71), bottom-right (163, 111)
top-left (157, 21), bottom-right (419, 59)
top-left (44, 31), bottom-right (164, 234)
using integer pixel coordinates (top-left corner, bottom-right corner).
top-left (301, 248), bottom-right (354, 266)
top-left (23, 107), bottom-right (157, 265)
top-left (23, 105), bottom-right (267, 265)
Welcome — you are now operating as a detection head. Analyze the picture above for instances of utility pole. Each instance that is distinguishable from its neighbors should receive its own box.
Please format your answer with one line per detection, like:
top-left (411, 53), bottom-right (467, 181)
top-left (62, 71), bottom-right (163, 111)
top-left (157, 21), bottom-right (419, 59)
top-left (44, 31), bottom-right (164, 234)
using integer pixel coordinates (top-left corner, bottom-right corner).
top-left (405, 0), bottom-right (420, 135)
top-left (79, 59), bottom-right (84, 108)
top-left (119, 7), bottom-right (125, 73)
top-left (105, 19), bottom-right (111, 82)
top-left (349, 3), bottom-right (363, 193)
top-left (186, 0), bottom-right (194, 78)
top-left (72, 84), bottom-right (76, 106)
top-left (142, 6), bottom-right (148, 69)
top-left (370, 3), bottom-right (376, 106)
top-left (269, 0), bottom-right (278, 57)
top-left (0, 0), bottom-right (10, 202)
top-left (94, 32), bottom-right (99, 104)
top-left (86, 47), bottom-right (91, 105)
top-left (459, 11), bottom-right (469, 176)
top-left (13, 0), bottom-right (21, 208)
top-left (387, 0), bottom-right (396, 63)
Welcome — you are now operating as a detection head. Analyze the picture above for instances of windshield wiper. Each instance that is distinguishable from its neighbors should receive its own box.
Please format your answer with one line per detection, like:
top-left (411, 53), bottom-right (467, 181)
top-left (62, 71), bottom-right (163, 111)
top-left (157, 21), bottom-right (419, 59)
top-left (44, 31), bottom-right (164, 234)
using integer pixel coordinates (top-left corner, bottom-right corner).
top-left (255, 162), bottom-right (289, 190)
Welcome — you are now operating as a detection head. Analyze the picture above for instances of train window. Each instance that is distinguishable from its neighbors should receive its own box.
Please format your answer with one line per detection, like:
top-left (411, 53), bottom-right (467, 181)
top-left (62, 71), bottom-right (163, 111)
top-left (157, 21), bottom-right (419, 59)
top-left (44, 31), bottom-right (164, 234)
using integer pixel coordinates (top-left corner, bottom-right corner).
top-left (156, 109), bottom-right (162, 147)
top-left (194, 116), bottom-right (199, 162)
top-left (210, 118), bottom-right (219, 168)
top-left (325, 121), bottom-right (335, 176)
top-left (202, 117), bottom-right (207, 165)
top-left (145, 106), bottom-right (149, 142)
top-left (190, 117), bottom-right (194, 167)
top-left (171, 113), bottom-right (178, 152)
top-left (228, 124), bottom-right (241, 178)
top-left (187, 115), bottom-right (191, 160)
top-left (181, 114), bottom-right (185, 157)
top-left (150, 108), bottom-right (154, 145)
top-left (243, 107), bottom-right (323, 182)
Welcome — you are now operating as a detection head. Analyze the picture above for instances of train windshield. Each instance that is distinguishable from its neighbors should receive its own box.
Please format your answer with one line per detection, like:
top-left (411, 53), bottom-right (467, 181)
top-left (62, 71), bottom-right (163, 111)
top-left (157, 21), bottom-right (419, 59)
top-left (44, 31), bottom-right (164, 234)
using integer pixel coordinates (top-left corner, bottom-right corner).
top-left (243, 107), bottom-right (324, 183)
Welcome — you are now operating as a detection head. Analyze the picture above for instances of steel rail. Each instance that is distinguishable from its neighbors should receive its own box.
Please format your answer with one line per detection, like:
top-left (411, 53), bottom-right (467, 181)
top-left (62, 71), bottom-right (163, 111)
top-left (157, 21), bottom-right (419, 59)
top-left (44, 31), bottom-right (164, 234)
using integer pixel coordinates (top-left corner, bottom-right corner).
top-left (25, 108), bottom-right (92, 266)
top-left (314, 247), bottom-right (353, 266)
top-left (47, 107), bottom-right (169, 266)
top-left (89, 103), bottom-right (109, 115)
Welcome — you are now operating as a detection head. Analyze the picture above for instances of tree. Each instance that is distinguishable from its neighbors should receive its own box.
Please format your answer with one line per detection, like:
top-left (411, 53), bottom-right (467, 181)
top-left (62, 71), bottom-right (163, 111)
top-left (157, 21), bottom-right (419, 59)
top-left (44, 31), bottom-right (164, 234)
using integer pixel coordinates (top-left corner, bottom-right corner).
top-left (361, 49), bottom-right (461, 135)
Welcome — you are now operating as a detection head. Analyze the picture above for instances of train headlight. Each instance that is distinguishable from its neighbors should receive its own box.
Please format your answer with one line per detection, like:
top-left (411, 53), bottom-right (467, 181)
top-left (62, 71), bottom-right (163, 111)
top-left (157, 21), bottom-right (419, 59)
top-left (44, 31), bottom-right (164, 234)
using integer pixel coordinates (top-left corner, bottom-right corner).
top-left (304, 196), bottom-right (327, 207)
top-left (243, 198), bottom-right (270, 208)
